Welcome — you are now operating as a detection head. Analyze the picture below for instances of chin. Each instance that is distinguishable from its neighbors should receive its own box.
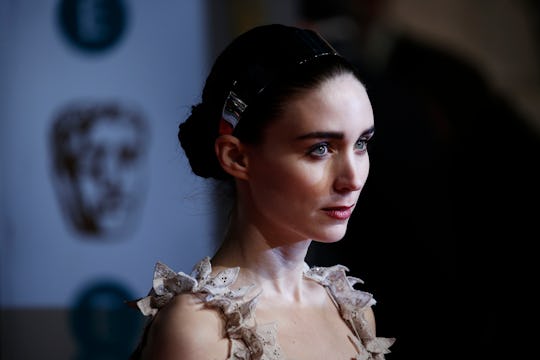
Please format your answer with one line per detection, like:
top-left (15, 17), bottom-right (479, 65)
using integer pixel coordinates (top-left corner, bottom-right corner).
top-left (312, 227), bottom-right (349, 243)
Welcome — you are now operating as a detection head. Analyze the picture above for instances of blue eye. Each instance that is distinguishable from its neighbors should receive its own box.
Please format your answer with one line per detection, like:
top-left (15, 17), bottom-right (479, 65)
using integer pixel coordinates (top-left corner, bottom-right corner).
top-left (355, 139), bottom-right (368, 152)
top-left (309, 143), bottom-right (329, 157)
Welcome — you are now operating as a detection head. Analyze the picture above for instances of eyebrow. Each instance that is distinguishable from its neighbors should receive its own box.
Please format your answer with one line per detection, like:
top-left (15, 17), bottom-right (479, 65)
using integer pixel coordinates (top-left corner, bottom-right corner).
top-left (295, 126), bottom-right (375, 140)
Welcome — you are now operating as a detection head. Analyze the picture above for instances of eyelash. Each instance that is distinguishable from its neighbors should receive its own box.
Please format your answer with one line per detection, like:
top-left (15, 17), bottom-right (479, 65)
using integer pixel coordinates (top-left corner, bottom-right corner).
top-left (308, 138), bottom-right (371, 158)
top-left (308, 142), bottom-right (330, 157)
top-left (355, 139), bottom-right (368, 152)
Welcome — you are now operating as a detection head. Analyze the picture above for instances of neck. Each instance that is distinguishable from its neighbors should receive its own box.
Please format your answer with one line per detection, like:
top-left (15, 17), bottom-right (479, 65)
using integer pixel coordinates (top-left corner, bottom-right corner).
top-left (211, 207), bottom-right (312, 302)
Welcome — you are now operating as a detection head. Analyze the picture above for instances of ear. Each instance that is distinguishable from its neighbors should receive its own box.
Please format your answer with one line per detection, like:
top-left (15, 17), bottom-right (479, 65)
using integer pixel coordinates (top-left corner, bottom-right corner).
top-left (214, 135), bottom-right (249, 180)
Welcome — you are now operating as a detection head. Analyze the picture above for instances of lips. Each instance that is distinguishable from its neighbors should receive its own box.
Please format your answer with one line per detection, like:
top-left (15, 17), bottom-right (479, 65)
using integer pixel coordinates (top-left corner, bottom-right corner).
top-left (322, 205), bottom-right (354, 220)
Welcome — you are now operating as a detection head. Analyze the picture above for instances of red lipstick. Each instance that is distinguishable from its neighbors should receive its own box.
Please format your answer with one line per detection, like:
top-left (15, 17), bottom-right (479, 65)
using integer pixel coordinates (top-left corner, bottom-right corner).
top-left (322, 205), bottom-right (354, 220)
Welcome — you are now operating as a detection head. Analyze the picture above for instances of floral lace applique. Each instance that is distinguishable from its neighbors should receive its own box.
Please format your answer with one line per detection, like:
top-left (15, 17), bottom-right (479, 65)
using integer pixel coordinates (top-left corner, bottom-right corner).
top-left (135, 257), bottom-right (394, 360)
top-left (304, 264), bottom-right (395, 360)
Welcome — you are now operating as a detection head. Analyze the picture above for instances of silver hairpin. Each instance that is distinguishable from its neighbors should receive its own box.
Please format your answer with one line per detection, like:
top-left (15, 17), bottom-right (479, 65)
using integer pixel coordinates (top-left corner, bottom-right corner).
top-left (221, 90), bottom-right (248, 129)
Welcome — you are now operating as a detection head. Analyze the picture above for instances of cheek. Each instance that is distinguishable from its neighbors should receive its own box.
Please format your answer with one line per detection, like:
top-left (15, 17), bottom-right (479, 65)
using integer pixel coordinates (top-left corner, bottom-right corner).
top-left (250, 159), bottom-right (330, 202)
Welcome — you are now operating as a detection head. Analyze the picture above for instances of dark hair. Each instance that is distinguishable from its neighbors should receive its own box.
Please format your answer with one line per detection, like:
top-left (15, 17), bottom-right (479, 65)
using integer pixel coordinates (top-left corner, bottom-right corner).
top-left (178, 24), bottom-right (360, 180)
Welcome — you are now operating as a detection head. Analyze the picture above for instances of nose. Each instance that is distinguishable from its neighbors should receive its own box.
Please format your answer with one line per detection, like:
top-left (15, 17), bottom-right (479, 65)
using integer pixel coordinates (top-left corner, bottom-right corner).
top-left (333, 152), bottom-right (367, 193)
top-left (91, 148), bottom-right (120, 187)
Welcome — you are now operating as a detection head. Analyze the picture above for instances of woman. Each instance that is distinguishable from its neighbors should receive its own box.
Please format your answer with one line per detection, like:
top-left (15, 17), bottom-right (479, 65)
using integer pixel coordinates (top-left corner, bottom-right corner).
top-left (131, 24), bottom-right (394, 360)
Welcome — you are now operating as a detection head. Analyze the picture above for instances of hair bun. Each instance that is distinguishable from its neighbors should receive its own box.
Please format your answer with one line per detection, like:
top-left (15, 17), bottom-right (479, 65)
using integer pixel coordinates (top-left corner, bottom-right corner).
top-left (178, 104), bottom-right (228, 180)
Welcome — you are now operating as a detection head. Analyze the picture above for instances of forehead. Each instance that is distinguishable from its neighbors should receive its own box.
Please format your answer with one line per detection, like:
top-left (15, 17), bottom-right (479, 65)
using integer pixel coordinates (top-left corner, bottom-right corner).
top-left (88, 117), bottom-right (139, 143)
top-left (269, 73), bottom-right (373, 137)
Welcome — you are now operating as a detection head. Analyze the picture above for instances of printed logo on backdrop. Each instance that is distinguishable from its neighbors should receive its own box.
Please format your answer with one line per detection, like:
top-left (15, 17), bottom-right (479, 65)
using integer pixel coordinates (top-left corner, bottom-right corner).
top-left (50, 101), bottom-right (149, 240)
top-left (70, 280), bottom-right (144, 359)
top-left (57, 0), bottom-right (128, 53)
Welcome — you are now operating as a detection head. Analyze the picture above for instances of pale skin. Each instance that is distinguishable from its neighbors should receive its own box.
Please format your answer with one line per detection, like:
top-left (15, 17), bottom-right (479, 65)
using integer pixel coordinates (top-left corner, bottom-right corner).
top-left (140, 73), bottom-right (377, 359)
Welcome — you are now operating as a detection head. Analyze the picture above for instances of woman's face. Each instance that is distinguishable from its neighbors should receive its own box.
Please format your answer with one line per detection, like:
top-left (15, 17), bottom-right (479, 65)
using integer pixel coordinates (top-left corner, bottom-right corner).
top-left (244, 73), bottom-right (374, 244)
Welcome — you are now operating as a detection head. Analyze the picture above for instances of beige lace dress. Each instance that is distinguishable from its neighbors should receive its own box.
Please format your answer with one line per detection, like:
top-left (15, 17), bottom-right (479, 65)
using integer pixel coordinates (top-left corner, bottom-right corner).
top-left (131, 257), bottom-right (395, 360)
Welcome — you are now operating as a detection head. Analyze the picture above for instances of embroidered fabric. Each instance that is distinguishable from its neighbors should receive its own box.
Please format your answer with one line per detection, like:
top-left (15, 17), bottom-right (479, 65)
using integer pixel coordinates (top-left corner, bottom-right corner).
top-left (134, 257), bottom-right (395, 360)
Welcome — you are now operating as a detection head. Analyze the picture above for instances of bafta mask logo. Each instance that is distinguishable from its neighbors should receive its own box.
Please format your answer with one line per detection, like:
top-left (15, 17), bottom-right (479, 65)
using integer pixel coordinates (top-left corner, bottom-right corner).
top-left (50, 101), bottom-right (149, 239)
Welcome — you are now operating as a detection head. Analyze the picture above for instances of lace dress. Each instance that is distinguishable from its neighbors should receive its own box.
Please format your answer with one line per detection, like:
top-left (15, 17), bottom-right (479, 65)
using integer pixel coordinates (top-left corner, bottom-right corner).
top-left (131, 257), bottom-right (395, 360)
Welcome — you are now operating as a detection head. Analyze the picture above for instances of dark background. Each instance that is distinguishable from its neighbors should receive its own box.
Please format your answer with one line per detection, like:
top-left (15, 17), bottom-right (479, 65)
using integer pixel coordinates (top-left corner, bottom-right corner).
top-left (292, 1), bottom-right (540, 359)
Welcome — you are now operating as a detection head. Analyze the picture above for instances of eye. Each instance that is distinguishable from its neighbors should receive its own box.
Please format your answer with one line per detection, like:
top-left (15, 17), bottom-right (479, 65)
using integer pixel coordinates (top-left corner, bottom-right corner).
top-left (355, 139), bottom-right (368, 152)
top-left (120, 147), bottom-right (138, 163)
top-left (308, 142), bottom-right (329, 157)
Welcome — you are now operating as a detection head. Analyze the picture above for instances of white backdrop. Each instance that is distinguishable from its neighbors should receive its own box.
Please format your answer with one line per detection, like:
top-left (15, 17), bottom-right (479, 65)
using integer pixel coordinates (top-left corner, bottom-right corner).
top-left (0, 0), bottom-right (217, 308)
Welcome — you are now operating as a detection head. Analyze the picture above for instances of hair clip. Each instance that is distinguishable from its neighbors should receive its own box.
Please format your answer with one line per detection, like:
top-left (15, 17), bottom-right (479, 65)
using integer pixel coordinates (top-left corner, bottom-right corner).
top-left (218, 28), bottom-right (341, 135)
top-left (220, 90), bottom-right (247, 134)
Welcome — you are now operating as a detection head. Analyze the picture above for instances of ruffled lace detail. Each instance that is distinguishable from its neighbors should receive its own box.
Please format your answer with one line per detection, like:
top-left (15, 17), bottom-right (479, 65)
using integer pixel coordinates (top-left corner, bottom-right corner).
top-left (135, 258), bottom-right (394, 360)
top-left (135, 257), bottom-right (283, 359)
top-left (305, 265), bottom-right (396, 359)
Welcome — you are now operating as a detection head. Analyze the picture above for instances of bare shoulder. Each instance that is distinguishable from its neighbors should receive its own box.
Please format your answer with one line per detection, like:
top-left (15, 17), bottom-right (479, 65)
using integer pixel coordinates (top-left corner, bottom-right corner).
top-left (139, 293), bottom-right (229, 360)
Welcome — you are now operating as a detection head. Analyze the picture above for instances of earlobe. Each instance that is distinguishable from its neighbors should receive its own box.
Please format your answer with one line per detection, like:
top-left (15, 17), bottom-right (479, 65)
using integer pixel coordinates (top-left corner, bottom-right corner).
top-left (215, 135), bottom-right (249, 180)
